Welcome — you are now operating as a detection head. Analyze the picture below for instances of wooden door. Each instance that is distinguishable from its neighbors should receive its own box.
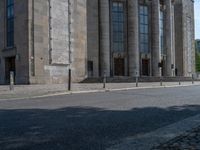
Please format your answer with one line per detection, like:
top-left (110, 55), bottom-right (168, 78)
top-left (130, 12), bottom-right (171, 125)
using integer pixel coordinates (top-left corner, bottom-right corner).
top-left (142, 59), bottom-right (149, 76)
top-left (114, 58), bottom-right (125, 76)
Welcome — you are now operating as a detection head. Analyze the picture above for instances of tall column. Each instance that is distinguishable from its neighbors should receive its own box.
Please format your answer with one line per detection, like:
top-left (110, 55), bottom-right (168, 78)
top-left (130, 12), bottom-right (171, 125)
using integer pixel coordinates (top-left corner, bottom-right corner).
top-left (128, 0), bottom-right (139, 77)
top-left (152, 0), bottom-right (161, 77)
top-left (171, 3), bottom-right (176, 76)
top-left (99, 0), bottom-right (110, 76)
top-left (164, 0), bottom-right (173, 76)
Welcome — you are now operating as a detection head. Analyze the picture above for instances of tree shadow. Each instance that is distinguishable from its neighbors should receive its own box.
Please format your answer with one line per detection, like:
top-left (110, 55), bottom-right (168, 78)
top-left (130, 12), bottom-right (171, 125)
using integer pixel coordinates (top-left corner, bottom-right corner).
top-left (1, 105), bottom-right (200, 150)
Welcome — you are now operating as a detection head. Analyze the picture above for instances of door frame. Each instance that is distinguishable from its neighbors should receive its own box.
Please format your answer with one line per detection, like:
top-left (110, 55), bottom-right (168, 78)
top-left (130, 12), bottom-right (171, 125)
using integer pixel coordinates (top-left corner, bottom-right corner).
top-left (5, 57), bottom-right (16, 84)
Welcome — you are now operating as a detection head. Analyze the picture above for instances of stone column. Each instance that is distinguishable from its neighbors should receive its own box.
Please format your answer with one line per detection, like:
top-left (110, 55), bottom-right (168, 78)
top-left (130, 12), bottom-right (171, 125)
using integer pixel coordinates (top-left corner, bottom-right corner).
top-left (164, 0), bottom-right (173, 76)
top-left (99, 0), bottom-right (110, 76)
top-left (128, 0), bottom-right (139, 77)
top-left (171, 3), bottom-right (176, 76)
top-left (151, 0), bottom-right (161, 77)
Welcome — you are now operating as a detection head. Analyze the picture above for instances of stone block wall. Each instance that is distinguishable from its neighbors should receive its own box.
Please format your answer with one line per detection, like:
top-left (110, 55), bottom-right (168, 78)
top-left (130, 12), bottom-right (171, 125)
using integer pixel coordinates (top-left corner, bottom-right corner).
top-left (14, 0), bottom-right (29, 84)
top-left (174, 0), bottom-right (195, 77)
top-left (0, 0), bottom-right (5, 84)
top-left (29, 0), bottom-right (87, 84)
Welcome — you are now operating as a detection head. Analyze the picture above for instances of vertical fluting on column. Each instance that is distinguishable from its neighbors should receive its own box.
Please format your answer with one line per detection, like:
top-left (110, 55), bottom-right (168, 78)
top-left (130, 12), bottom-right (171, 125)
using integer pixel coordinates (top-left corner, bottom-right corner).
top-left (128, 0), bottom-right (139, 77)
top-left (171, 2), bottom-right (176, 76)
top-left (151, 0), bottom-right (161, 77)
top-left (164, 0), bottom-right (173, 76)
top-left (99, 0), bottom-right (110, 76)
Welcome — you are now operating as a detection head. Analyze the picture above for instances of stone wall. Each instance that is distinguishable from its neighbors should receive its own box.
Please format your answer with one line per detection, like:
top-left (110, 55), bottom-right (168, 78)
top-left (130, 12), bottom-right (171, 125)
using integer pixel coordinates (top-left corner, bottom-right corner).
top-left (182, 0), bottom-right (195, 76)
top-left (174, 0), bottom-right (195, 77)
top-left (30, 0), bottom-right (87, 84)
top-left (29, 0), bottom-right (51, 84)
top-left (50, 0), bottom-right (69, 65)
top-left (71, 0), bottom-right (87, 82)
top-left (14, 0), bottom-right (30, 84)
top-left (0, 0), bottom-right (5, 84)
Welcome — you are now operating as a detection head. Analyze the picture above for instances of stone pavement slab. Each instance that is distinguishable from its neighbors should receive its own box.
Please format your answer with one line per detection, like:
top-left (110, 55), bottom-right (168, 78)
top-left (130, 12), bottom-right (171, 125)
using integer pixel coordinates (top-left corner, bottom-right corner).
top-left (0, 81), bottom-right (200, 100)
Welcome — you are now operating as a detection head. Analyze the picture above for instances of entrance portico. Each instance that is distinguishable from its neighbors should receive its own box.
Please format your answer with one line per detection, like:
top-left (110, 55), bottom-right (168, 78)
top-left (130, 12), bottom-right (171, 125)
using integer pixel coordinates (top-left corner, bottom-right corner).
top-left (98, 0), bottom-right (176, 78)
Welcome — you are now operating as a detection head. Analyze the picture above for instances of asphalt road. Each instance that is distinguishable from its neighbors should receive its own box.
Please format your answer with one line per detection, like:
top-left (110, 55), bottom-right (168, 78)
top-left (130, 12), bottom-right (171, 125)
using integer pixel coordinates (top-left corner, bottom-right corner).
top-left (1, 86), bottom-right (200, 150)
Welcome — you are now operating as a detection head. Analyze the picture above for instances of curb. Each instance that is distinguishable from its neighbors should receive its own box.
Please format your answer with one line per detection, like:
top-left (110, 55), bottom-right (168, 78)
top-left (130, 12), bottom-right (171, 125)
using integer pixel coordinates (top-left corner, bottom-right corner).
top-left (0, 83), bottom-right (200, 101)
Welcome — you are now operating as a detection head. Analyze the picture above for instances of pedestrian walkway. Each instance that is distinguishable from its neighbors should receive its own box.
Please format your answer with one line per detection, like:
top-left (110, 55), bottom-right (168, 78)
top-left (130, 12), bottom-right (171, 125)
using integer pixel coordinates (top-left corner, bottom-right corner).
top-left (0, 81), bottom-right (200, 100)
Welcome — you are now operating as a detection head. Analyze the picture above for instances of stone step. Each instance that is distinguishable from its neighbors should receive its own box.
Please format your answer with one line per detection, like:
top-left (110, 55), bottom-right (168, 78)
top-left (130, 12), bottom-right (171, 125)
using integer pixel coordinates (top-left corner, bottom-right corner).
top-left (81, 77), bottom-right (199, 83)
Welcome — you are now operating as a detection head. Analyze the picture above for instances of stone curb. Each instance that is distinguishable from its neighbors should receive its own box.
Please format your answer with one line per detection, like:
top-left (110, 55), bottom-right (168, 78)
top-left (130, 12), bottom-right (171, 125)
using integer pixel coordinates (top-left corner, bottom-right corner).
top-left (0, 83), bottom-right (200, 101)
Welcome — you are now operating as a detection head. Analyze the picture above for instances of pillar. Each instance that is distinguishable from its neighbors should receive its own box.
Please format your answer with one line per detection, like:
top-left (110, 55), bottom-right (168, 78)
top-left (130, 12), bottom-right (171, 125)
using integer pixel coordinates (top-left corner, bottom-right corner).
top-left (128, 0), bottom-right (139, 77)
top-left (152, 0), bottom-right (161, 77)
top-left (99, 0), bottom-right (110, 76)
top-left (164, 0), bottom-right (173, 76)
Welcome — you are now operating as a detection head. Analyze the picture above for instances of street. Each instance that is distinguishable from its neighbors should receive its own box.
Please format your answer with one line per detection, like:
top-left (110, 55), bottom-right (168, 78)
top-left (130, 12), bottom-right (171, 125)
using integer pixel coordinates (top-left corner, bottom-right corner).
top-left (1, 86), bottom-right (200, 150)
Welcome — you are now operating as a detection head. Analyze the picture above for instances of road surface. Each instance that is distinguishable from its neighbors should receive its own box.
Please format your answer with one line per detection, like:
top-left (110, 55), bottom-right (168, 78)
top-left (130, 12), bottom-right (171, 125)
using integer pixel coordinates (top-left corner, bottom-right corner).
top-left (1, 86), bottom-right (200, 150)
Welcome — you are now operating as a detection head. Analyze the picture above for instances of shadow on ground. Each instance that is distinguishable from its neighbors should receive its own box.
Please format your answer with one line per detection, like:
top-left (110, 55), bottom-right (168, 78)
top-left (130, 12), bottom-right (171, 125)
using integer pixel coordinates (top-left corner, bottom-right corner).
top-left (1, 105), bottom-right (200, 150)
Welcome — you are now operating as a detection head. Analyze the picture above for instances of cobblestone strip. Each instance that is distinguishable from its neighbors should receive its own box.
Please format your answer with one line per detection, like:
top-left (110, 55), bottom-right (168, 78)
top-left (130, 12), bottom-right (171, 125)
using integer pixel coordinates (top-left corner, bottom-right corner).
top-left (108, 114), bottom-right (200, 150)
top-left (152, 126), bottom-right (200, 150)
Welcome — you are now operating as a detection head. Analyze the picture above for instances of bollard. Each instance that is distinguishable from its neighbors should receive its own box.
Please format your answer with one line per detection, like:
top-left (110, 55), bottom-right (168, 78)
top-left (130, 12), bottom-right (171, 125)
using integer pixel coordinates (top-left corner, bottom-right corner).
top-left (160, 76), bottom-right (163, 86)
top-left (179, 77), bottom-right (181, 85)
top-left (135, 71), bottom-right (139, 87)
top-left (192, 74), bottom-right (194, 84)
top-left (68, 68), bottom-right (71, 91)
top-left (103, 71), bottom-right (106, 89)
top-left (136, 77), bottom-right (138, 87)
top-left (10, 71), bottom-right (14, 91)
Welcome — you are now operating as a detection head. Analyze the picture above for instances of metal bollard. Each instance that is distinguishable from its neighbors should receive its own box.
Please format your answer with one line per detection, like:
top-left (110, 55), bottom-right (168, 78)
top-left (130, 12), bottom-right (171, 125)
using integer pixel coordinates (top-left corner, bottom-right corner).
top-left (160, 76), bottom-right (163, 86)
top-left (103, 71), bottom-right (106, 89)
top-left (136, 76), bottom-right (139, 87)
top-left (179, 77), bottom-right (181, 85)
top-left (68, 68), bottom-right (71, 91)
top-left (10, 71), bottom-right (14, 91)
top-left (192, 74), bottom-right (194, 84)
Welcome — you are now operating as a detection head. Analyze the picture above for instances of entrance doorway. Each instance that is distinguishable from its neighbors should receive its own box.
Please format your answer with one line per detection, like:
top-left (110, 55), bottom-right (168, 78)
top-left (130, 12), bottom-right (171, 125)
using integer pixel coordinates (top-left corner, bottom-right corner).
top-left (5, 57), bottom-right (16, 84)
top-left (114, 58), bottom-right (125, 76)
top-left (141, 59), bottom-right (149, 76)
top-left (161, 59), bottom-right (165, 76)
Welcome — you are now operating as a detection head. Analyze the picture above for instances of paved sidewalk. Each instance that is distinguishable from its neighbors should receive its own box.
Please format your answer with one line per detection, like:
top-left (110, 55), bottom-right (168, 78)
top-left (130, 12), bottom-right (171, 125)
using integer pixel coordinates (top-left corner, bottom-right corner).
top-left (0, 81), bottom-right (200, 100)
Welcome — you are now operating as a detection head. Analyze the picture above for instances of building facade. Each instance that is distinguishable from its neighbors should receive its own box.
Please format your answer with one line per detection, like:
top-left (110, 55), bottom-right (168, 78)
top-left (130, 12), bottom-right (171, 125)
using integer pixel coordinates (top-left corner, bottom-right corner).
top-left (0, 0), bottom-right (195, 84)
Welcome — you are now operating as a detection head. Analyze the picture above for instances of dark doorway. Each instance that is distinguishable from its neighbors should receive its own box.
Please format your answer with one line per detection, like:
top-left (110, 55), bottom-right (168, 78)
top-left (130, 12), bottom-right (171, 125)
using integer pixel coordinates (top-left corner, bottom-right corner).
top-left (88, 61), bottom-right (93, 77)
top-left (114, 58), bottom-right (125, 76)
top-left (142, 59), bottom-right (149, 76)
top-left (161, 59), bottom-right (165, 76)
top-left (5, 57), bottom-right (16, 84)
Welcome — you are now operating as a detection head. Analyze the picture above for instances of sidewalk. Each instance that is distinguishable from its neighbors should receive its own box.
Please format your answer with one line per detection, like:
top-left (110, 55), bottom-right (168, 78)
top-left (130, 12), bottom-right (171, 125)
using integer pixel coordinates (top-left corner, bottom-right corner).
top-left (0, 81), bottom-right (200, 100)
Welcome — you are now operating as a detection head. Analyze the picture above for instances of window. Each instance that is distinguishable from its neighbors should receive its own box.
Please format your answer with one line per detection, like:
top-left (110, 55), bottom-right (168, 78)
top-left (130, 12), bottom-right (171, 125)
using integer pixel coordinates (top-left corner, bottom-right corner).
top-left (112, 2), bottom-right (124, 52)
top-left (139, 5), bottom-right (149, 53)
top-left (160, 10), bottom-right (164, 55)
top-left (6, 0), bottom-right (14, 47)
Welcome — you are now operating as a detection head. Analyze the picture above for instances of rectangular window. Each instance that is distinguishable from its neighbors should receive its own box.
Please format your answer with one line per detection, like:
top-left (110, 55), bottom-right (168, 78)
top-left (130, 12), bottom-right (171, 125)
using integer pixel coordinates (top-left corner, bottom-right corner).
top-left (112, 2), bottom-right (124, 52)
top-left (139, 5), bottom-right (149, 53)
top-left (6, 0), bottom-right (14, 47)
